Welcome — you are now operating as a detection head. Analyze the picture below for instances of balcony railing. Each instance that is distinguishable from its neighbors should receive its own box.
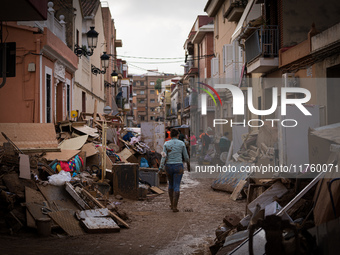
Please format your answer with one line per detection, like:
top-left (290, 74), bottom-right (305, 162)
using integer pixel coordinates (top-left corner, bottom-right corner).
top-left (18, 2), bottom-right (66, 44)
top-left (245, 25), bottom-right (279, 63)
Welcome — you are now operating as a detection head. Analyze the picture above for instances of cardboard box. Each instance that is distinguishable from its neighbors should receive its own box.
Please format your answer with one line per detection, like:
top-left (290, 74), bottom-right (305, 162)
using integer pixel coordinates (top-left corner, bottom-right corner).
top-left (117, 148), bottom-right (138, 163)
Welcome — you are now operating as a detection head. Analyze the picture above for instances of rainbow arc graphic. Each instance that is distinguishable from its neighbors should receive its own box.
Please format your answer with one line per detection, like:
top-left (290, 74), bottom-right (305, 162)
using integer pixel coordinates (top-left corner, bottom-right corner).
top-left (197, 82), bottom-right (222, 115)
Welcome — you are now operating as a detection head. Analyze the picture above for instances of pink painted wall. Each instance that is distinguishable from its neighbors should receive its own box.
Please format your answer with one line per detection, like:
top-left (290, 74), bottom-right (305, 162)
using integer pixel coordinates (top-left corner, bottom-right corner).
top-left (0, 23), bottom-right (77, 123)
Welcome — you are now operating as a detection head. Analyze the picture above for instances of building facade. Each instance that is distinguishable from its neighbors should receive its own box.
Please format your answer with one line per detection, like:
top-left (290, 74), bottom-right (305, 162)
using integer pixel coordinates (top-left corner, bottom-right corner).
top-left (133, 73), bottom-right (176, 126)
top-left (0, 2), bottom-right (77, 123)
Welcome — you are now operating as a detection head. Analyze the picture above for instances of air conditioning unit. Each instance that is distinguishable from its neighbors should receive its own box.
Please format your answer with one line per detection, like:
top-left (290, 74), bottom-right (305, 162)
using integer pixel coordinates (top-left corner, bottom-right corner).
top-left (282, 73), bottom-right (297, 87)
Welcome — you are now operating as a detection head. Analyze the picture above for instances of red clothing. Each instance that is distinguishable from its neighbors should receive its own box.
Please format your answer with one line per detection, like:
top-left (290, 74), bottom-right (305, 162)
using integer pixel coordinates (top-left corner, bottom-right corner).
top-left (165, 131), bottom-right (171, 141)
top-left (190, 135), bottom-right (197, 146)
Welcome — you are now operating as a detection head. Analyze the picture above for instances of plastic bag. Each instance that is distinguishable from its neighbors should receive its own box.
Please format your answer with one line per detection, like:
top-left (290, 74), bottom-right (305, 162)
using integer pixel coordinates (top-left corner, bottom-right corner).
top-left (140, 157), bottom-right (149, 168)
top-left (48, 170), bottom-right (71, 186)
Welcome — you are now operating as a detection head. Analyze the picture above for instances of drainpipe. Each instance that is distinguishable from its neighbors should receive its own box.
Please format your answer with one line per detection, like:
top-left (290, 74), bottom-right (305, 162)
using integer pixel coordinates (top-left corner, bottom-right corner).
top-left (34, 38), bottom-right (41, 123)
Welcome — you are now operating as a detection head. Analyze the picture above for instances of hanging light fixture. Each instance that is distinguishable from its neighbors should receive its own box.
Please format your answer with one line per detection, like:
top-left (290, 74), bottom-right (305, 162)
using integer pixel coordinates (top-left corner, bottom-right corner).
top-left (91, 52), bottom-right (110, 75)
top-left (111, 70), bottom-right (118, 84)
top-left (74, 27), bottom-right (99, 57)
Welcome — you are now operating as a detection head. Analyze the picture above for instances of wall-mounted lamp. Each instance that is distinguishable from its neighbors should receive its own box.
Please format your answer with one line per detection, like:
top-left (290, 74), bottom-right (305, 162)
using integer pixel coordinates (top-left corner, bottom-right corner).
top-left (91, 52), bottom-right (110, 75)
top-left (74, 27), bottom-right (99, 57)
top-left (111, 70), bottom-right (118, 83)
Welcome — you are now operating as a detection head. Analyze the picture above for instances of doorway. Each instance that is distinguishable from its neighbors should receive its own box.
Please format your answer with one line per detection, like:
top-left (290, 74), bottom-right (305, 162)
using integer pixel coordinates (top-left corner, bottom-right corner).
top-left (56, 82), bottom-right (63, 122)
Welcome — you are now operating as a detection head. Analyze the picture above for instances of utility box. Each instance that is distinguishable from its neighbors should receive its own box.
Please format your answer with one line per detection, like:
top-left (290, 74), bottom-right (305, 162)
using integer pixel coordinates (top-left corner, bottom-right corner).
top-left (139, 167), bottom-right (159, 187)
top-left (141, 122), bottom-right (165, 154)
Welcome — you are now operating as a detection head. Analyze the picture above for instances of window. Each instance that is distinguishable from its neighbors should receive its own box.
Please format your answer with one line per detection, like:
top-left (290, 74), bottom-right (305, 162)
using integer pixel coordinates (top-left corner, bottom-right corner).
top-left (82, 91), bottom-right (86, 113)
top-left (140, 81), bottom-right (144, 86)
top-left (46, 74), bottom-right (51, 123)
top-left (150, 90), bottom-right (155, 94)
top-left (138, 99), bottom-right (145, 104)
top-left (150, 107), bottom-right (155, 112)
top-left (133, 81), bottom-right (137, 87)
top-left (140, 90), bottom-right (145, 95)
top-left (76, 29), bottom-right (79, 46)
top-left (150, 116), bottom-right (155, 120)
top-left (150, 99), bottom-right (155, 103)
top-left (150, 81), bottom-right (155, 85)
top-left (67, 84), bottom-right (70, 117)
top-left (141, 116), bottom-right (145, 121)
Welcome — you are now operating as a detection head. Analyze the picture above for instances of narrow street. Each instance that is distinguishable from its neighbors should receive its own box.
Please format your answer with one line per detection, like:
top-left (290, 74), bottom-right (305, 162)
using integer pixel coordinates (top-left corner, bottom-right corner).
top-left (0, 172), bottom-right (245, 255)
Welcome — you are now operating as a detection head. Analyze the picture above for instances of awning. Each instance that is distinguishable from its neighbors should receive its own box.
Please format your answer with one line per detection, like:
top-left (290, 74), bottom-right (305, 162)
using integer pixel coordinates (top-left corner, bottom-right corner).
top-left (231, 0), bottom-right (255, 42)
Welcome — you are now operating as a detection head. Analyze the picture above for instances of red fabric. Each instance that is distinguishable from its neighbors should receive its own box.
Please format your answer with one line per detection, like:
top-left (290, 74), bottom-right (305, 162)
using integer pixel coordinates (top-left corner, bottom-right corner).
top-left (60, 161), bottom-right (71, 172)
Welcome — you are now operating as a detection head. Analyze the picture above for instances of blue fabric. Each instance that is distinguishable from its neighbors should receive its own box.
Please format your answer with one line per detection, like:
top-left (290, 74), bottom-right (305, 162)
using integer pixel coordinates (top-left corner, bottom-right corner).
top-left (140, 157), bottom-right (149, 168)
top-left (160, 138), bottom-right (189, 169)
top-left (166, 163), bottom-right (183, 192)
top-left (123, 132), bottom-right (134, 142)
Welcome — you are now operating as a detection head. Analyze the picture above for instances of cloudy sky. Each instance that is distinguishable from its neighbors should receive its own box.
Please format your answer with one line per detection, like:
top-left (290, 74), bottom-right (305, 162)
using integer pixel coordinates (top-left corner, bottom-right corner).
top-left (101, 0), bottom-right (208, 75)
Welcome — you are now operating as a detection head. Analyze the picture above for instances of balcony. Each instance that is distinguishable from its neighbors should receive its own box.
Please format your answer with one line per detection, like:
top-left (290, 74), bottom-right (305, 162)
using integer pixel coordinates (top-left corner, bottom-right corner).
top-left (245, 26), bottom-right (279, 73)
top-left (18, 2), bottom-right (66, 43)
top-left (224, 0), bottom-right (247, 22)
top-left (137, 94), bottom-right (146, 99)
top-left (177, 103), bottom-right (182, 111)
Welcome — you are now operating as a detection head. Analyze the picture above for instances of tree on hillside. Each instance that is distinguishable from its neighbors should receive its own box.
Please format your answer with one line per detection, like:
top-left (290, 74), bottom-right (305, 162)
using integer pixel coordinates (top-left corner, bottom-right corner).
top-left (155, 78), bottom-right (163, 92)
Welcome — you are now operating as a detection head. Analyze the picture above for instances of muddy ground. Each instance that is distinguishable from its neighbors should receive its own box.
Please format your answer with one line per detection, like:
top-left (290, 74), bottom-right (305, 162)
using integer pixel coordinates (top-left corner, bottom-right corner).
top-left (0, 171), bottom-right (246, 255)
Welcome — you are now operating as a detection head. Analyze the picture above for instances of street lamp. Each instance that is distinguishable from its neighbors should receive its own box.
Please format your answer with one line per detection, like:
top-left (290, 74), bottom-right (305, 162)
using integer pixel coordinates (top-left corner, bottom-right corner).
top-left (91, 52), bottom-right (110, 75)
top-left (74, 27), bottom-right (99, 57)
top-left (111, 70), bottom-right (118, 84)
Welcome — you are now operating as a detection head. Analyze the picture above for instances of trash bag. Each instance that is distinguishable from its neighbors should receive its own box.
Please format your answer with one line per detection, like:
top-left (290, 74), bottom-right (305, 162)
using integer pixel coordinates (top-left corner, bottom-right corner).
top-left (140, 157), bottom-right (149, 168)
top-left (48, 170), bottom-right (71, 186)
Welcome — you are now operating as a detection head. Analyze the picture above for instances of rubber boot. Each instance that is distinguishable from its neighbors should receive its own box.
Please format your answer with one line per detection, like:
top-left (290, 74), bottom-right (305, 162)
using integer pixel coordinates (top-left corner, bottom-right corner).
top-left (172, 191), bottom-right (180, 212)
top-left (168, 188), bottom-right (174, 210)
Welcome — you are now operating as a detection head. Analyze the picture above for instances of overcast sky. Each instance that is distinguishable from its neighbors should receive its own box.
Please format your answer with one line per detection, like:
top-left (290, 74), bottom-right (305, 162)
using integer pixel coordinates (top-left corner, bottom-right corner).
top-left (101, 0), bottom-right (208, 75)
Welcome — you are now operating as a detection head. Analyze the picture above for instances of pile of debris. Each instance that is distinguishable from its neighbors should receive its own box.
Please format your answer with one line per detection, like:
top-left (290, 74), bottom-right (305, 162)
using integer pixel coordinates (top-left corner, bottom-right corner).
top-left (210, 123), bottom-right (340, 254)
top-left (0, 114), bottom-right (164, 236)
top-left (233, 124), bottom-right (277, 165)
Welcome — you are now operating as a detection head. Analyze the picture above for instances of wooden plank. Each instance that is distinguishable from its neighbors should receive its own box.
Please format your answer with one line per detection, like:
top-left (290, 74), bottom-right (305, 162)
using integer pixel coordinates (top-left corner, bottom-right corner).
top-left (230, 180), bottom-right (247, 201)
top-left (19, 154), bottom-right (31, 179)
top-left (96, 146), bottom-right (113, 171)
top-left (58, 135), bottom-right (88, 150)
top-left (37, 184), bottom-right (80, 211)
top-left (150, 186), bottom-right (164, 195)
top-left (48, 211), bottom-right (85, 236)
top-left (44, 150), bottom-right (80, 162)
top-left (0, 123), bottom-right (58, 149)
top-left (81, 143), bottom-right (98, 158)
top-left (73, 125), bottom-right (99, 138)
top-left (20, 148), bottom-right (61, 153)
top-left (25, 186), bottom-right (46, 228)
top-left (81, 188), bottom-right (129, 228)
top-left (26, 202), bottom-right (52, 221)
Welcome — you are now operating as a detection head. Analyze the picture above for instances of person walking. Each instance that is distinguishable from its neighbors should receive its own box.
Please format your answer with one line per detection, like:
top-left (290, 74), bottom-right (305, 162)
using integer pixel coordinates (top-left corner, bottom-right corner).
top-left (159, 129), bottom-right (189, 212)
